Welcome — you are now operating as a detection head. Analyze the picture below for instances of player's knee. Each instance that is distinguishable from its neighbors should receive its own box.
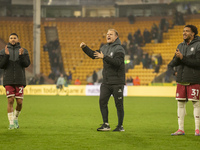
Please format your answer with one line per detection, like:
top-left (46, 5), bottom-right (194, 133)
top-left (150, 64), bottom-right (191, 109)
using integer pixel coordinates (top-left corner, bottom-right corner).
top-left (99, 102), bottom-right (106, 107)
top-left (7, 97), bottom-right (14, 104)
top-left (17, 100), bottom-right (23, 106)
top-left (117, 107), bottom-right (124, 112)
top-left (17, 101), bottom-right (23, 106)
top-left (99, 100), bottom-right (107, 107)
top-left (178, 101), bottom-right (186, 108)
top-left (115, 103), bottom-right (123, 110)
top-left (193, 101), bottom-right (199, 108)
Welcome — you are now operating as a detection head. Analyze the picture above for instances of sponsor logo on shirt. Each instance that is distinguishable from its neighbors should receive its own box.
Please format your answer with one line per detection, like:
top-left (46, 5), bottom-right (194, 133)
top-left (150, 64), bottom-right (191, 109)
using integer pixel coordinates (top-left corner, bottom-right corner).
top-left (110, 52), bottom-right (113, 57)
top-left (176, 93), bottom-right (179, 97)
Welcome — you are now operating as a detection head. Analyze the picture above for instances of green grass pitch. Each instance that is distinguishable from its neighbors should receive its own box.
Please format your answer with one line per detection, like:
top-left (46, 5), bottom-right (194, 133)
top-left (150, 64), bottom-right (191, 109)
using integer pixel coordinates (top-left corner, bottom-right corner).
top-left (0, 95), bottom-right (200, 150)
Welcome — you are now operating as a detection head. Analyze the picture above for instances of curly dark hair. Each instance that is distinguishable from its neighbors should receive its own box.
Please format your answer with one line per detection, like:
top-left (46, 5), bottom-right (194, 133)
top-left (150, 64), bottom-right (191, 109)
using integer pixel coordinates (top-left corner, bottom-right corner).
top-left (9, 33), bottom-right (18, 38)
top-left (185, 25), bottom-right (198, 37)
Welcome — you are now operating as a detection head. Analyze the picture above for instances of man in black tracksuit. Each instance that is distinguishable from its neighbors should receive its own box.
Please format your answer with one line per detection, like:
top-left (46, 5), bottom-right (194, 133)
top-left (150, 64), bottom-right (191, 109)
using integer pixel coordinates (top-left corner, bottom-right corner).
top-left (0, 33), bottom-right (30, 129)
top-left (80, 29), bottom-right (125, 131)
top-left (168, 25), bottom-right (200, 136)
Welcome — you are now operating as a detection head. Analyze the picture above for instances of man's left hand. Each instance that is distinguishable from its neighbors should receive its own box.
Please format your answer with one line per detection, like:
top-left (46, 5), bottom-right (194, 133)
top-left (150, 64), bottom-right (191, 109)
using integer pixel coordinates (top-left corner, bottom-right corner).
top-left (94, 51), bottom-right (104, 59)
top-left (19, 48), bottom-right (24, 55)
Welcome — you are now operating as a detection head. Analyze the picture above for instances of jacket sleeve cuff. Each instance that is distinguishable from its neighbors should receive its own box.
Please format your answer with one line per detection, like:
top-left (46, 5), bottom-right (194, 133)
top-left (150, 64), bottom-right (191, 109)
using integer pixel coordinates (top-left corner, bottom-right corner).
top-left (181, 56), bottom-right (186, 62)
top-left (103, 55), bottom-right (108, 60)
top-left (5, 54), bottom-right (10, 58)
top-left (82, 46), bottom-right (88, 51)
top-left (19, 54), bottom-right (24, 57)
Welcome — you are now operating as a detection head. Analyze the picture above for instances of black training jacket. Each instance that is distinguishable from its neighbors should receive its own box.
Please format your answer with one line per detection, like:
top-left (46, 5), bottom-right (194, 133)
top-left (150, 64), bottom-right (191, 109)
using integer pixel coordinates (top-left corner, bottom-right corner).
top-left (82, 38), bottom-right (125, 85)
top-left (168, 36), bottom-right (200, 84)
top-left (0, 42), bottom-right (30, 87)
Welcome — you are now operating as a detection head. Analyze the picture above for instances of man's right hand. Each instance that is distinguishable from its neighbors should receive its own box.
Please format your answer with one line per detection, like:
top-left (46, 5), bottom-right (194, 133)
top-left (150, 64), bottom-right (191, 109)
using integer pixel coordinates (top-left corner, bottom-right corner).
top-left (175, 49), bottom-right (183, 60)
top-left (5, 45), bottom-right (9, 55)
top-left (80, 42), bottom-right (86, 48)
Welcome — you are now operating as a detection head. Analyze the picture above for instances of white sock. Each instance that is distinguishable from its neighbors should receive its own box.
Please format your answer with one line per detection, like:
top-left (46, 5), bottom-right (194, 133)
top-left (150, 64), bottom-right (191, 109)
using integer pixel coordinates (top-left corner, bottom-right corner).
top-left (193, 101), bottom-right (200, 130)
top-left (14, 110), bottom-right (20, 120)
top-left (8, 112), bottom-right (14, 125)
top-left (177, 101), bottom-right (186, 131)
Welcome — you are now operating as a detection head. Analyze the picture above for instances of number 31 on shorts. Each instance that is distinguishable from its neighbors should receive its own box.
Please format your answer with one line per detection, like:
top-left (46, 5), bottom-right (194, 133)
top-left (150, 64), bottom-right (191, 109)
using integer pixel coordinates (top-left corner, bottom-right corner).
top-left (191, 89), bottom-right (199, 96)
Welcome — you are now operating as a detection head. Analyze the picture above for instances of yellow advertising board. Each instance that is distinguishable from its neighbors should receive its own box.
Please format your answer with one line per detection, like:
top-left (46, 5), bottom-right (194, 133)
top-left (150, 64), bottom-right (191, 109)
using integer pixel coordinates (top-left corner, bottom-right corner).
top-left (0, 86), bottom-right (6, 95)
top-left (0, 85), bottom-right (176, 97)
top-left (0, 85), bottom-right (85, 96)
top-left (24, 85), bottom-right (59, 95)
top-left (68, 85), bottom-right (85, 96)
top-left (127, 86), bottom-right (176, 97)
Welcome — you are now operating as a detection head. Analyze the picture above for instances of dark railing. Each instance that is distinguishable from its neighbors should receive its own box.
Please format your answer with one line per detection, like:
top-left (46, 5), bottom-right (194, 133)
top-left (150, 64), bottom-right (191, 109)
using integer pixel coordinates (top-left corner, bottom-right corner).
top-left (80, 0), bottom-right (116, 5)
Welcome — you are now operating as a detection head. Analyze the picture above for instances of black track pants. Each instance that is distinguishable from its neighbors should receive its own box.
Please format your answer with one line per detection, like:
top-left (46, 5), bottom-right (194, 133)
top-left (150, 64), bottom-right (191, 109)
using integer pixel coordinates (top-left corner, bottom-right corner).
top-left (99, 83), bottom-right (124, 126)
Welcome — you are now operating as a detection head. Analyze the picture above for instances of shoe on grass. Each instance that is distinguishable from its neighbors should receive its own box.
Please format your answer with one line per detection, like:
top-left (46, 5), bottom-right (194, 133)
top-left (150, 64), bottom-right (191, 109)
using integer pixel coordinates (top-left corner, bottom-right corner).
top-left (8, 125), bottom-right (14, 130)
top-left (14, 120), bottom-right (19, 129)
top-left (195, 129), bottom-right (200, 136)
top-left (113, 125), bottom-right (125, 132)
top-left (97, 123), bottom-right (111, 131)
top-left (171, 129), bottom-right (185, 136)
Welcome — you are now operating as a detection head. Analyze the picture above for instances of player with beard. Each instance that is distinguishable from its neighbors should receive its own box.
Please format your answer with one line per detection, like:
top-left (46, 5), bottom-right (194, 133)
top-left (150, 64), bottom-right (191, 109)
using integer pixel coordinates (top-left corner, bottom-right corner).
top-left (80, 29), bottom-right (125, 131)
top-left (0, 33), bottom-right (30, 129)
top-left (168, 25), bottom-right (200, 136)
